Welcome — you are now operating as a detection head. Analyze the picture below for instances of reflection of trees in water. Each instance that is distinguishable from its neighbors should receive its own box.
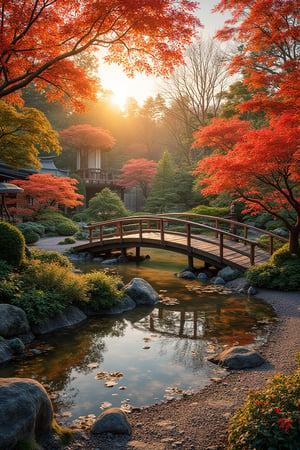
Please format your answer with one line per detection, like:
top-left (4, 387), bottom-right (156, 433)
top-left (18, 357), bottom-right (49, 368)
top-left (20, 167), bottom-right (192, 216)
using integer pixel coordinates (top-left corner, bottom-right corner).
top-left (134, 297), bottom-right (274, 347)
top-left (12, 317), bottom-right (127, 404)
top-left (159, 335), bottom-right (208, 371)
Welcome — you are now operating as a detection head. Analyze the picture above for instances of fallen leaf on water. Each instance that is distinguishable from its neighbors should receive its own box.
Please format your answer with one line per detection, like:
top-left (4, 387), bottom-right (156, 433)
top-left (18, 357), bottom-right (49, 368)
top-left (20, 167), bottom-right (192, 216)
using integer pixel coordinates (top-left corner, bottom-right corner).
top-left (143, 346), bottom-right (151, 350)
top-left (87, 363), bottom-right (99, 368)
top-left (119, 386), bottom-right (127, 390)
top-left (100, 401), bottom-right (112, 409)
top-left (105, 381), bottom-right (117, 387)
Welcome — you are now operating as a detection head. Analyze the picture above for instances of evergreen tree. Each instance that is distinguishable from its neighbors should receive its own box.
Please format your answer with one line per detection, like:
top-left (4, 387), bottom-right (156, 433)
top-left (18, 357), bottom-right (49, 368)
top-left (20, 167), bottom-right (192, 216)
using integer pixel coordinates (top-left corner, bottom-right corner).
top-left (146, 152), bottom-right (178, 213)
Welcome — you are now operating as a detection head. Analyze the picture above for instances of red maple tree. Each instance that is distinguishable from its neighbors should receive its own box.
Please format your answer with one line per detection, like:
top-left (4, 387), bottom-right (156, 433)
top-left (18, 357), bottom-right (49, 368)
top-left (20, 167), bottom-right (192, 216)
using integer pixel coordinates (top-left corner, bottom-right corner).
top-left (0, 0), bottom-right (200, 110)
top-left (193, 0), bottom-right (300, 254)
top-left (60, 124), bottom-right (115, 152)
top-left (118, 158), bottom-right (157, 198)
top-left (9, 174), bottom-right (84, 217)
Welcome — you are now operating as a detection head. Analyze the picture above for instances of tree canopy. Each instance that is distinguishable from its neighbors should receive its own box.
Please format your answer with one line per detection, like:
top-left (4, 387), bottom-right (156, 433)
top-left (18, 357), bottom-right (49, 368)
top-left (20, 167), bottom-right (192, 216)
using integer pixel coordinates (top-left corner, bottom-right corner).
top-left (9, 174), bottom-right (83, 217)
top-left (193, 0), bottom-right (300, 254)
top-left (0, 101), bottom-right (61, 168)
top-left (118, 158), bottom-right (157, 198)
top-left (0, 0), bottom-right (200, 110)
top-left (59, 124), bottom-right (116, 153)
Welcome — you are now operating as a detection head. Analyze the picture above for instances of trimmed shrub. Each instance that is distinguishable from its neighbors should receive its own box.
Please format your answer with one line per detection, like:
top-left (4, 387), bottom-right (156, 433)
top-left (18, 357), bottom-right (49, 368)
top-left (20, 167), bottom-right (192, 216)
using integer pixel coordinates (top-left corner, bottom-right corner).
top-left (228, 359), bottom-right (300, 449)
top-left (22, 229), bottom-right (40, 244)
top-left (246, 244), bottom-right (300, 291)
top-left (58, 237), bottom-right (76, 245)
top-left (189, 205), bottom-right (230, 217)
top-left (0, 222), bottom-right (26, 266)
top-left (84, 271), bottom-right (124, 311)
top-left (56, 220), bottom-right (79, 236)
top-left (17, 222), bottom-right (45, 236)
top-left (37, 211), bottom-right (79, 235)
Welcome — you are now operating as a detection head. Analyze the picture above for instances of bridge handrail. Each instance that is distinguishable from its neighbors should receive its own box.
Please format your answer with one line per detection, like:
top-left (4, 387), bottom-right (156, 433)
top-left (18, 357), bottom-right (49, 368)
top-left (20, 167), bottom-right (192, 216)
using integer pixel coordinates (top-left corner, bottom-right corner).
top-left (83, 213), bottom-right (288, 255)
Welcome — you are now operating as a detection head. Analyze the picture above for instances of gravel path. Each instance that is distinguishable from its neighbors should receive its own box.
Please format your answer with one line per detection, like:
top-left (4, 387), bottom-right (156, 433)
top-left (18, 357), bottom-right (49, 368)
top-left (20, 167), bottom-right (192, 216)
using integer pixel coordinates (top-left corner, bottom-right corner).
top-left (35, 239), bottom-right (299, 449)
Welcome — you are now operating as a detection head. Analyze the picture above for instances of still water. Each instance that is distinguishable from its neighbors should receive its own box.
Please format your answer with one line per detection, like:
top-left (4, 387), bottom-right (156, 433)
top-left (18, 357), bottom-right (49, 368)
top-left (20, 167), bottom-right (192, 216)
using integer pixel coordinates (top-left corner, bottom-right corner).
top-left (0, 249), bottom-right (275, 426)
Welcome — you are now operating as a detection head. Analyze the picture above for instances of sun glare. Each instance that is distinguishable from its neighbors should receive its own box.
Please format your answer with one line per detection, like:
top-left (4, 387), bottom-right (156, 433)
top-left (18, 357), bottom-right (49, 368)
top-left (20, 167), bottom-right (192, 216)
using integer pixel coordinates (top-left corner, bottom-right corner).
top-left (111, 91), bottom-right (128, 111)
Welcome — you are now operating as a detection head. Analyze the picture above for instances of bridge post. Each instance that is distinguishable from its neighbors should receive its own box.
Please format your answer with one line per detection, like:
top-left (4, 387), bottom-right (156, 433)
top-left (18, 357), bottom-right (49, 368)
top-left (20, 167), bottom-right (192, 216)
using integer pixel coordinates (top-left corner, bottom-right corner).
top-left (136, 247), bottom-right (140, 259)
top-left (188, 254), bottom-right (194, 270)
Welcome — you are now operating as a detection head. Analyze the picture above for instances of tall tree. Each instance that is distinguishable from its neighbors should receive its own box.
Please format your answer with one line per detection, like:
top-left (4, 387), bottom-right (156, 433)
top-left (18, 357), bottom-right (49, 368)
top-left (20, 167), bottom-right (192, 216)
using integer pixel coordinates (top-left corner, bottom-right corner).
top-left (0, 0), bottom-right (200, 110)
top-left (118, 158), bottom-right (157, 199)
top-left (160, 36), bottom-right (231, 164)
top-left (9, 174), bottom-right (83, 217)
top-left (0, 101), bottom-right (61, 168)
top-left (146, 151), bottom-right (177, 213)
top-left (193, 0), bottom-right (300, 254)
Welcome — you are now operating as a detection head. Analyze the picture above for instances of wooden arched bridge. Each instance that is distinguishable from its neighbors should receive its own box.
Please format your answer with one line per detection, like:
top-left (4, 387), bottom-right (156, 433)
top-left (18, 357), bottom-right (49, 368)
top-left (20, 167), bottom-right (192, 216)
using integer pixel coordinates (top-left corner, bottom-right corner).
top-left (74, 214), bottom-right (288, 271)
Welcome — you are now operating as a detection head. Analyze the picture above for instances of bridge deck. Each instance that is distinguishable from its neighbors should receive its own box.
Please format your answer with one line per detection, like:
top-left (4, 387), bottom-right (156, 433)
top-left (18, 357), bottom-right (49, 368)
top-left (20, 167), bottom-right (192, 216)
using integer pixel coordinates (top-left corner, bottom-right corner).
top-left (74, 230), bottom-right (271, 271)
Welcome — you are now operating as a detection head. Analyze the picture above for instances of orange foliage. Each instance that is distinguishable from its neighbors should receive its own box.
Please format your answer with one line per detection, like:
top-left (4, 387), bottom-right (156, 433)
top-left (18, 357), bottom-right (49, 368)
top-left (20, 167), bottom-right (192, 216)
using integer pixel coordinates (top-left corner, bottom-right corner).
top-left (0, 0), bottom-right (201, 110)
top-left (9, 174), bottom-right (84, 217)
top-left (59, 125), bottom-right (116, 152)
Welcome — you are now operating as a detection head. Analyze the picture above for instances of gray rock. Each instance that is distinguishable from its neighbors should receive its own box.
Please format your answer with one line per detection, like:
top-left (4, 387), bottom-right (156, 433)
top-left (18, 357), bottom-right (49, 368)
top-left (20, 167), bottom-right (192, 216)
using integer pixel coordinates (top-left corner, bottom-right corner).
top-left (125, 278), bottom-right (159, 306)
top-left (273, 228), bottom-right (288, 237)
top-left (209, 346), bottom-right (265, 370)
top-left (248, 286), bottom-right (257, 296)
top-left (31, 306), bottom-right (87, 335)
top-left (0, 378), bottom-right (53, 450)
top-left (214, 277), bottom-right (225, 285)
top-left (0, 304), bottom-right (30, 338)
top-left (93, 257), bottom-right (104, 262)
top-left (92, 408), bottom-right (131, 435)
top-left (225, 277), bottom-right (249, 294)
top-left (197, 272), bottom-right (208, 281)
top-left (178, 270), bottom-right (196, 280)
top-left (217, 266), bottom-right (240, 281)
top-left (102, 258), bottom-right (118, 265)
top-left (102, 295), bottom-right (136, 315)
top-left (0, 338), bottom-right (25, 364)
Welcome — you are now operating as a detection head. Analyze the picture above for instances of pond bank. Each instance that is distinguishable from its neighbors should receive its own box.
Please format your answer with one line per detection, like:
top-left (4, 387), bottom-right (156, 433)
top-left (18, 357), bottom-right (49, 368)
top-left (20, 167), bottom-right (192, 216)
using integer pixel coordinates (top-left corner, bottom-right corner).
top-left (32, 238), bottom-right (300, 449)
top-left (53, 288), bottom-right (299, 450)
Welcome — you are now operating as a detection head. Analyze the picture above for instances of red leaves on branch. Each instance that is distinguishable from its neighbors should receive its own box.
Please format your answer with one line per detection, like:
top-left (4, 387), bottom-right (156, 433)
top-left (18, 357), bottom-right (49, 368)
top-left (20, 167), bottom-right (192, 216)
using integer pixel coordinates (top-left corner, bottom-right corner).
top-left (118, 158), bottom-right (157, 198)
top-left (59, 125), bottom-right (116, 153)
top-left (9, 174), bottom-right (84, 217)
top-left (0, 0), bottom-right (201, 110)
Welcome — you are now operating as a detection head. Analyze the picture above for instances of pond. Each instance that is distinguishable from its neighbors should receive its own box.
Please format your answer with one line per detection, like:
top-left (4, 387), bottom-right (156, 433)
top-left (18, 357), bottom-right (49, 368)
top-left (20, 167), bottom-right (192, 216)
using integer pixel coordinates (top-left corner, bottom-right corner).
top-left (0, 248), bottom-right (275, 427)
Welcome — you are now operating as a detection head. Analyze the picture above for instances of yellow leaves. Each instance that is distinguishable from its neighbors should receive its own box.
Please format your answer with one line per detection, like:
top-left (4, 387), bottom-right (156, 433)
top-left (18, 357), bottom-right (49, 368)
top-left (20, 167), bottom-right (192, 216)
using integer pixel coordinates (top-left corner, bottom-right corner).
top-left (0, 101), bottom-right (61, 169)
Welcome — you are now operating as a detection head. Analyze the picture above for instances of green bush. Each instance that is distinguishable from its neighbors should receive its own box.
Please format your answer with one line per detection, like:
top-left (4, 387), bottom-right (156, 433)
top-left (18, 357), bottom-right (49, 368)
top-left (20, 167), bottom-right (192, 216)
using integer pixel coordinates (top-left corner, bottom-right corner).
top-left (0, 260), bottom-right (13, 281)
top-left (22, 229), bottom-right (40, 244)
top-left (56, 220), bottom-right (79, 236)
top-left (37, 211), bottom-right (79, 235)
top-left (228, 360), bottom-right (300, 449)
top-left (189, 205), bottom-right (230, 217)
top-left (58, 237), bottom-right (76, 245)
top-left (9, 285), bottom-right (65, 326)
top-left (0, 222), bottom-right (26, 266)
top-left (30, 249), bottom-right (72, 269)
top-left (17, 222), bottom-right (45, 236)
top-left (84, 188), bottom-right (128, 222)
top-left (84, 271), bottom-right (124, 311)
top-left (22, 260), bottom-right (88, 304)
top-left (258, 235), bottom-right (286, 252)
top-left (246, 244), bottom-right (300, 291)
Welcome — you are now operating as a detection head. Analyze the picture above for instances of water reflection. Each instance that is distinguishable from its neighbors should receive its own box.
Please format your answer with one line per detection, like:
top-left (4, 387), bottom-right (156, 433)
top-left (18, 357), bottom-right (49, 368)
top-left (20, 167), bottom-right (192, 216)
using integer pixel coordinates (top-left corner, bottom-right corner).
top-left (0, 248), bottom-right (275, 425)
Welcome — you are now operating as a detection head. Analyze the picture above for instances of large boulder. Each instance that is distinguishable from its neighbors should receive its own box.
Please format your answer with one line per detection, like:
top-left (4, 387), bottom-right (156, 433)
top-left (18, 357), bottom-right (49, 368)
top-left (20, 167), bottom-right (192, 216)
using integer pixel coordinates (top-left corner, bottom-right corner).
top-left (0, 378), bottom-right (53, 450)
top-left (209, 346), bottom-right (265, 370)
top-left (0, 304), bottom-right (30, 338)
top-left (125, 278), bottom-right (159, 306)
top-left (217, 266), bottom-right (240, 282)
top-left (101, 295), bottom-right (136, 315)
top-left (92, 408), bottom-right (131, 435)
top-left (31, 306), bottom-right (87, 335)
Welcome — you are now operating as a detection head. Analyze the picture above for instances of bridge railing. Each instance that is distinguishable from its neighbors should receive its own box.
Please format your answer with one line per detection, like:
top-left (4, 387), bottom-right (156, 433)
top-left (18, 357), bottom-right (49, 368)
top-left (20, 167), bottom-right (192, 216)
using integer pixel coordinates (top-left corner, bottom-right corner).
top-left (83, 214), bottom-right (288, 266)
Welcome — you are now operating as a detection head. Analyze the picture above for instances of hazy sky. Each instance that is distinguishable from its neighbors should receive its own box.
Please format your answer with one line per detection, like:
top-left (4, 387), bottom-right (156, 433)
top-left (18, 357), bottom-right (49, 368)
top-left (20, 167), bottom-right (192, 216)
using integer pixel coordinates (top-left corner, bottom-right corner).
top-left (98, 1), bottom-right (227, 108)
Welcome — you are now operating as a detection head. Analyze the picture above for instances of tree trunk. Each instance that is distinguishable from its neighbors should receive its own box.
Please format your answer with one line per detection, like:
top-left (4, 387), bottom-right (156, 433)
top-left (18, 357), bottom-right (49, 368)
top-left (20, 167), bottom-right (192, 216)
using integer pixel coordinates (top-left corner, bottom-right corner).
top-left (288, 228), bottom-right (300, 256)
